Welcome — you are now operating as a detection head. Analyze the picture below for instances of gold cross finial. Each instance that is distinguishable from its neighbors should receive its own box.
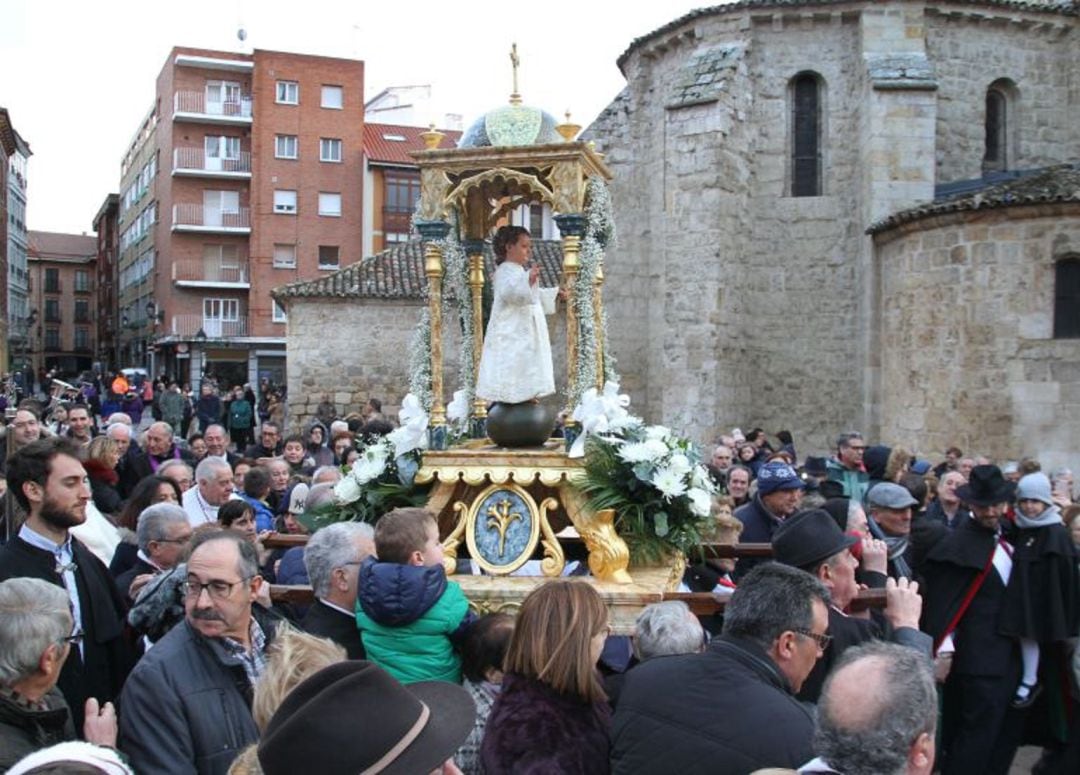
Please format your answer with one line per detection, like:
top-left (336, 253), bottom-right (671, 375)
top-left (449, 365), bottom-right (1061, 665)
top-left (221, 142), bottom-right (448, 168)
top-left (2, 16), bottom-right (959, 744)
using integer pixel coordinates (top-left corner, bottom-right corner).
top-left (509, 43), bottom-right (522, 105)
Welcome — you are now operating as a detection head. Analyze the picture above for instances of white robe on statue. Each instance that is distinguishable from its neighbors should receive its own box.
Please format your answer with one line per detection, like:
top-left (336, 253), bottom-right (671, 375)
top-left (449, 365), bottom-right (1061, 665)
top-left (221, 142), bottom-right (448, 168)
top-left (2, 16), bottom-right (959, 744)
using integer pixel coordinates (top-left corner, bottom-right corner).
top-left (475, 262), bottom-right (559, 404)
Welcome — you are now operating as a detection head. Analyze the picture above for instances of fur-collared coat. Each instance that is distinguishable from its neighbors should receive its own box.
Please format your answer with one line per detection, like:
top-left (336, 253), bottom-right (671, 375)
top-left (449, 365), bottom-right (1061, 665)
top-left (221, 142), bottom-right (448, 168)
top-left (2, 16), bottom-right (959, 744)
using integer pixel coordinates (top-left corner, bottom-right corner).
top-left (480, 673), bottom-right (611, 775)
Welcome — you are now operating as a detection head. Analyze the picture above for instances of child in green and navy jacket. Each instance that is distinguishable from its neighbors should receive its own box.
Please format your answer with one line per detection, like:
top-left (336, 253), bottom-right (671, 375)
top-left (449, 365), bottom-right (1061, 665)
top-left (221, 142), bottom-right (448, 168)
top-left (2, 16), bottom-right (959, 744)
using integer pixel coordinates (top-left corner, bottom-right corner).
top-left (355, 507), bottom-right (472, 683)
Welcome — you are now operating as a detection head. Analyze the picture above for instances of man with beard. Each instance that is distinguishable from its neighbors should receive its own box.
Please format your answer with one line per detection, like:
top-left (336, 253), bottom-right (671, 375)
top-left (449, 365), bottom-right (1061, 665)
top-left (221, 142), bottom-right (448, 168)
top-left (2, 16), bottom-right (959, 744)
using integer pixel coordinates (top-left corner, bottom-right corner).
top-left (920, 465), bottom-right (1025, 775)
top-left (120, 531), bottom-right (280, 775)
top-left (0, 437), bottom-right (134, 732)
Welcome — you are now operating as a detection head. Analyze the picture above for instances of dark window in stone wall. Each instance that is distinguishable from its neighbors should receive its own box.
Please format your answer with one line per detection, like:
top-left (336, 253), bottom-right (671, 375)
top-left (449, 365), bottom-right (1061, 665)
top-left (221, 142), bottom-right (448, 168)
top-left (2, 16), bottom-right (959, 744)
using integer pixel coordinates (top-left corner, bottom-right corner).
top-left (1054, 257), bottom-right (1080, 338)
top-left (984, 88), bottom-right (1007, 173)
top-left (792, 74), bottom-right (822, 197)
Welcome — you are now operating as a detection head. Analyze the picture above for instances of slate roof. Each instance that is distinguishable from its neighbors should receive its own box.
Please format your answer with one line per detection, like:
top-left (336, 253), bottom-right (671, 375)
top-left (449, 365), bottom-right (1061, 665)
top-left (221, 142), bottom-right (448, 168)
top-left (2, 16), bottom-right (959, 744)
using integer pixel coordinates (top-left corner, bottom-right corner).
top-left (27, 230), bottom-right (97, 262)
top-left (363, 123), bottom-right (462, 167)
top-left (617, 1), bottom-right (1078, 72)
top-left (867, 163), bottom-right (1080, 234)
top-left (273, 239), bottom-right (565, 302)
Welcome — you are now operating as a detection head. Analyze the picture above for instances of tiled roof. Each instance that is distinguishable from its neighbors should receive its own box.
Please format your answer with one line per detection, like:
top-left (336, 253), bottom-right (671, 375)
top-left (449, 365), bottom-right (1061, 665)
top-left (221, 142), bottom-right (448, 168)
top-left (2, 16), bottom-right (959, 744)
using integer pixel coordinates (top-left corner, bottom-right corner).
top-left (363, 123), bottom-right (462, 166)
top-left (27, 230), bottom-right (97, 261)
top-left (0, 108), bottom-right (16, 157)
top-left (868, 163), bottom-right (1080, 234)
top-left (617, 1), bottom-right (1078, 72)
top-left (273, 240), bottom-right (565, 302)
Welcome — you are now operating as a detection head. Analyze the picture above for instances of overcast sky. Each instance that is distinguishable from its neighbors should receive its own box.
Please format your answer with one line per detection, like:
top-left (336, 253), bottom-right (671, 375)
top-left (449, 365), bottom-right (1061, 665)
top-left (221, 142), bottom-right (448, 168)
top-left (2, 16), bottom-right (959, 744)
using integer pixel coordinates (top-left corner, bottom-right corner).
top-left (1, 0), bottom-right (715, 234)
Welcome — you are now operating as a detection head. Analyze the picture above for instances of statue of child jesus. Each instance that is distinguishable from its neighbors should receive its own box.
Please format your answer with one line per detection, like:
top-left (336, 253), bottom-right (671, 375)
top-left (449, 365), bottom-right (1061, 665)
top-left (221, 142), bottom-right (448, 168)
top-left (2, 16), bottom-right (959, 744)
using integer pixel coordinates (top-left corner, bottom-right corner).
top-left (475, 226), bottom-right (563, 404)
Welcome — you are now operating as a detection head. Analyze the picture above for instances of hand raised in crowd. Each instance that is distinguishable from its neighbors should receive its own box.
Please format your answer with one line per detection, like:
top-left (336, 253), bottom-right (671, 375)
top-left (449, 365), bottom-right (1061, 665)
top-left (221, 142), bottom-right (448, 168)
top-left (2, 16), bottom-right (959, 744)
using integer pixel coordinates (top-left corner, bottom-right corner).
top-left (83, 697), bottom-right (118, 748)
top-left (883, 576), bottom-right (923, 631)
top-left (860, 537), bottom-right (888, 576)
top-left (128, 573), bottom-right (155, 601)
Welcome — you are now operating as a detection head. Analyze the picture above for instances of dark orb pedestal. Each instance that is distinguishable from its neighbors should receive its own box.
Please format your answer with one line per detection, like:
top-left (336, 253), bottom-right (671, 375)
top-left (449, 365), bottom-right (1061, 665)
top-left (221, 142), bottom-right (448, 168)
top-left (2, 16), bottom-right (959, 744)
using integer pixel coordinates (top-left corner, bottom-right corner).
top-left (486, 402), bottom-right (556, 448)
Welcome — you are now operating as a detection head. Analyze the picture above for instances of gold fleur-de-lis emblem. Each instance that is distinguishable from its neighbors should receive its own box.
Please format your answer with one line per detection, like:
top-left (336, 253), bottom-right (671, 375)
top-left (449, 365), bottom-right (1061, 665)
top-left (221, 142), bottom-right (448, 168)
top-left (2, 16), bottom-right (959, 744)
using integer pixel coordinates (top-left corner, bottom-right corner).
top-left (486, 498), bottom-right (523, 557)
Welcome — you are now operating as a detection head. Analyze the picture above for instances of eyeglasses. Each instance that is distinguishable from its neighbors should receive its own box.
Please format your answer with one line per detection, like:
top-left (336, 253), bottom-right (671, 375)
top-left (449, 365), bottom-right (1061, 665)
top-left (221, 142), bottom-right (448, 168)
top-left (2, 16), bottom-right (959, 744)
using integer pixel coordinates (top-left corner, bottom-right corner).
top-left (793, 628), bottom-right (833, 650)
top-left (60, 628), bottom-right (84, 646)
top-left (154, 537), bottom-right (191, 545)
top-left (182, 577), bottom-right (250, 600)
top-left (846, 445), bottom-right (866, 453)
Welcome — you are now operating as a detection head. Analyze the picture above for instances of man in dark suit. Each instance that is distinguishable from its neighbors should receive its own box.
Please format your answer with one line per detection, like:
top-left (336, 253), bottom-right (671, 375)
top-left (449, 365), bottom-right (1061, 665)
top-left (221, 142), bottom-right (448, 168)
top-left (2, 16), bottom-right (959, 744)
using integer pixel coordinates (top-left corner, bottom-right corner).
top-left (300, 521), bottom-right (375, 659)
top-left (114, 503), bottom-right (193, 603)
top-left (0, 437), bottom-right (135, 731)
top-left (921, 465), bottom-right (1024, 775)
top-left (771, 508), bottom-right (932, 703)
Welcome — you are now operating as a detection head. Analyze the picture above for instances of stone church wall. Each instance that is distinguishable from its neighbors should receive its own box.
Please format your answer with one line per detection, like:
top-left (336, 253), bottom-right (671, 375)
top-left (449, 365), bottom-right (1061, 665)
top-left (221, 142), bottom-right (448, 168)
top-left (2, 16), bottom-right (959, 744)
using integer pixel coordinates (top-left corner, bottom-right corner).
top-left (928, 7), bottom-right (1079, 184)
top-left (875, 205), bottom-right (1080, 471)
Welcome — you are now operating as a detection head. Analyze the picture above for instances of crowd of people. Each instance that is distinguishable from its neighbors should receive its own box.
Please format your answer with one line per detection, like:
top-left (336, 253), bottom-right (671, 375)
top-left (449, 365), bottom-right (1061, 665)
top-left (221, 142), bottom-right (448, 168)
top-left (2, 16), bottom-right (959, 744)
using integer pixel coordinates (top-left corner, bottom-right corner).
top-left (0, 387), bottom-right (1078, 774)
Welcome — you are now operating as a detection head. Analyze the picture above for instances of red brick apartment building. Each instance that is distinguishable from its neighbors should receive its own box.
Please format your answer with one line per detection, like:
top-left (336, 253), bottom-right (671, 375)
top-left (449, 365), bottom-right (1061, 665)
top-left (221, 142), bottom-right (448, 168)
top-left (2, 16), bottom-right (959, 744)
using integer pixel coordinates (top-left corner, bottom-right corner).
top-left (116, 46), bottom-right (363, 389)
top-left (27, 231), bottom-right (98, 376)
top-left (93, 193), bottom-right (119, 372)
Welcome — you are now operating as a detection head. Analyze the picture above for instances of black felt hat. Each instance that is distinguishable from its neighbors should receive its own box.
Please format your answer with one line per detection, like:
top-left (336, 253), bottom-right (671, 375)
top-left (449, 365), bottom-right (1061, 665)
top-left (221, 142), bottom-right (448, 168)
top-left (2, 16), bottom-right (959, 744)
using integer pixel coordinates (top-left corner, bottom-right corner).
top-left (772, 508), bottom-right (858, 571)
top-left (258, 661), bottom-right (475, 775)
top-left (956, 464), bottom-right (1015, 507)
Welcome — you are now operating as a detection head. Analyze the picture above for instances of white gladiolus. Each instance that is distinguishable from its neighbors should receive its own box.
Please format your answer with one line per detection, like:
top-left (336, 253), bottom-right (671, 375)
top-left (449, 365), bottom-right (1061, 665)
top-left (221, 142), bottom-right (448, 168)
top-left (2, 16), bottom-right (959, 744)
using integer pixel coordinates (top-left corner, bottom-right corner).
top-left (333, 475), bottom-right (362, 505)
top-left (687, 487), bottom-right (712, 517)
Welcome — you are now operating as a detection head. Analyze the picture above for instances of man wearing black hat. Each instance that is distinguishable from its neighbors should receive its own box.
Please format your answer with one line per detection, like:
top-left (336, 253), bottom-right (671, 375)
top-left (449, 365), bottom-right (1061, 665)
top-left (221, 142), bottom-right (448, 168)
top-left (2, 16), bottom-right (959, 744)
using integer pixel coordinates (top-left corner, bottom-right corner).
top-left (920, 465), bottom-right (1024, 775)
top-left (772, 509), bottom-right (931, 703)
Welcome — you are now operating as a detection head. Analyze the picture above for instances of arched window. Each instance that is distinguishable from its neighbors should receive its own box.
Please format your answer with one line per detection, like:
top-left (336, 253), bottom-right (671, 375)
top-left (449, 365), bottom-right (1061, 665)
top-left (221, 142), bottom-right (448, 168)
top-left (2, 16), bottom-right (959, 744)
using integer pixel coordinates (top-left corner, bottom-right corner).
top-left (791, 73), bottom-right (823, 197)
top-left (983, 79), bottom-right (1017, 174)
top-left (1054, 256), bottom-right (1080, 338)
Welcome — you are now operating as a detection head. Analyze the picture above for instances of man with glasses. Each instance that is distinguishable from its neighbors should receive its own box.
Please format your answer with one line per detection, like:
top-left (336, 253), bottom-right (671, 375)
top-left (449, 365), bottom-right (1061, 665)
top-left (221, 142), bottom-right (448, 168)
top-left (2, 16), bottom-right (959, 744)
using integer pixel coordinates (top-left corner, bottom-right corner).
top-left (120, 531), bottom-right (280, 775)
top-left (826, 431), bottom-right (870, 502)
top-left (0, 437), bottom-right (134, 733)
top-left (244, 420), bottom-right (283, 461)
top-left (612, 563), bottom-right (829, 774)
top-left (114, 503), bottom-right (193, 603)
top-left (301, 521), bottom-right (376, 659)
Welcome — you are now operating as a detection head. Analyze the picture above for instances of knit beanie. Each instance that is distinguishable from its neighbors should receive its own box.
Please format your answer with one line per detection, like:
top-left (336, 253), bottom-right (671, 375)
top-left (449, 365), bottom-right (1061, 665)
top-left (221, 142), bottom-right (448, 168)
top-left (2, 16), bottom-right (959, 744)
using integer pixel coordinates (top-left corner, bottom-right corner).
top-left (1016, 472), bottom-right (1053, 506)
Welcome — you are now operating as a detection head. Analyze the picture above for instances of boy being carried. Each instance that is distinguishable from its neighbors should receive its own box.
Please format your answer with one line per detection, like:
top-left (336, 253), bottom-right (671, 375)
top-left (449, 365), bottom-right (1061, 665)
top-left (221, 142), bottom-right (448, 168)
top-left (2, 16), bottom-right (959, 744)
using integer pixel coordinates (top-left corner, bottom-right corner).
top-left (356, 508), bottom-right (471, 683)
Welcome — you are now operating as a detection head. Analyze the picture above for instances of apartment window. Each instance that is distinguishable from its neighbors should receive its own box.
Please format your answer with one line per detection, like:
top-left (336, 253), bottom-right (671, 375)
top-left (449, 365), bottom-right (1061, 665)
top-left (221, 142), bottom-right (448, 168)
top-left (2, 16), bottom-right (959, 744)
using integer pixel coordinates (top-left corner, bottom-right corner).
top-left (318, 245), bottom-right (340, 269)
top-left (275, 135), bottom-right (298, 159)
top-left (320, 138), bottom-right (342, 163)
top-left (272, 299), bottom-right (288, 323)
top-left (276, 80), bottom-right (299, 104)
top-left (1054, 256), bottom-right (1080, 338)
top-left (74, 270), bottom-right (90, 292)
top-left (318, 192), bottom-right (342, 217)
top-left (44, 268), bottom-right (60, 293)
top-left (44, 299), bottom-right (61, 322)
top-left (273, 243), bottom-right (297, 269)
top-left (74, 299), bottom-right (90, 323)
top-left (206, 81), bottom-right (242, 115)
top-left (45, 328), bottom-right (60, 349)
top-left (74, 328), bottom-right (89, 350)
top-left (273, 190), bottom-right (298, 214)
top-left (321, 85), bottom-right (343, 109)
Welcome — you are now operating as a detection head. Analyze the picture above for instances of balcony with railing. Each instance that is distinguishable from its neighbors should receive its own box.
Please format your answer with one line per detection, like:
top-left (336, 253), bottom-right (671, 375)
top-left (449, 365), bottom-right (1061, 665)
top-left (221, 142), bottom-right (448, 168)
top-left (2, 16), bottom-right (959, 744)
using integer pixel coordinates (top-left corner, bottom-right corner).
top-left (170, 315), bottom-right (248, 339)
top-left (172, 204), bottom-right (251, 234)
top-left (172, 91), bottom-right (253, 125)
top-left (172, 256), bottom-right (250, 289)
top-left (173, 148), bottom-right (252, 178)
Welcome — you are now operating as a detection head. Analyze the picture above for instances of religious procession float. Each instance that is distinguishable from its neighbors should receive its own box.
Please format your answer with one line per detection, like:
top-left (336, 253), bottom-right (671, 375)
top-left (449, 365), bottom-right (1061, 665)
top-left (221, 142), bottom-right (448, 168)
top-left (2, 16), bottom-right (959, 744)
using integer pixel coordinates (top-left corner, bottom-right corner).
top-left (306, 49), bottom-right (718, 630)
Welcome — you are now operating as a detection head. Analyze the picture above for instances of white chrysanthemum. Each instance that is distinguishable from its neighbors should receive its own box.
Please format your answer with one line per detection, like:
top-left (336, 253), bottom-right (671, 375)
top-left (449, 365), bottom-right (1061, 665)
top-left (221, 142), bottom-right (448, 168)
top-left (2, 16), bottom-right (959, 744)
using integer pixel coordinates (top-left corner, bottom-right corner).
top-left (350, 452), bottom-right (387, 486)
top-left (333, 475), bottom-right (361, 505)
top-left (644, 425), bottom-right (671, 442)
top-left (687, 487), bottom-right (712, 517)
top-left (668, 453), bottom-right (692, 477)
top-left (652, 467), bottom-right (687, 500)
top-left (690, 464), bottom-right (712, 491)
top-left (618, 442), bottom-right (656, 464)
top-left (643, 438), bottom-right (670, 461)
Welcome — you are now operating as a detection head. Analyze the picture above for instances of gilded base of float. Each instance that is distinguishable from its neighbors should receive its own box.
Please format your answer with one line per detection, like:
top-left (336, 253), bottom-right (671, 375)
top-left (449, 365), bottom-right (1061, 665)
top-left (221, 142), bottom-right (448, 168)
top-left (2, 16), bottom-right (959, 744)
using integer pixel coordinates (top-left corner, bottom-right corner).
top-left (454, 564), bottom-right (684, 636)
top-left (417, 441), bottom-right (680, 627)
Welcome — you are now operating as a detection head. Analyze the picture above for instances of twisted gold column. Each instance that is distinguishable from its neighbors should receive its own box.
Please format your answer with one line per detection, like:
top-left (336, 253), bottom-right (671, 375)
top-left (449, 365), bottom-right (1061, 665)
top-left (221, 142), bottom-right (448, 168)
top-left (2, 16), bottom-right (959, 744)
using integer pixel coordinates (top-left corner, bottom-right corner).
top-left (468, 249), bottom-right (487, 437)
top-left (417, 220), bottom-right (451, 448)
top-left (562, 233), bottom-right (581, 412)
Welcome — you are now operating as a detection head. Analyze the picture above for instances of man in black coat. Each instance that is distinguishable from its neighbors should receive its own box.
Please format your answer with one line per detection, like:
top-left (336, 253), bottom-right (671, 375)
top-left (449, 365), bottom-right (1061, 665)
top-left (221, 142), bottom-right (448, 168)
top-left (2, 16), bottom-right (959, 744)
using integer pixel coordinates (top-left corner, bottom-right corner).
top-left (300, 522), bottom-right (374, 660)
top-left (733, 461), bottom-right (805, 580)
top-left (611, 563), bottom-right (829, 774)
top-left (0, 438), bottom-right (135, 732)
top-left (920, 465), bottom-right (1025, 775)
top-left (771, 508), bottom-right (932, 703)
top-left (121, 421), bottom-right (196, 496)
top-left (244, 421), bottom-right (283, 460)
